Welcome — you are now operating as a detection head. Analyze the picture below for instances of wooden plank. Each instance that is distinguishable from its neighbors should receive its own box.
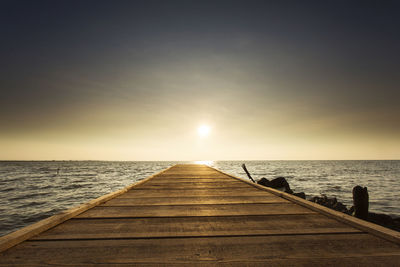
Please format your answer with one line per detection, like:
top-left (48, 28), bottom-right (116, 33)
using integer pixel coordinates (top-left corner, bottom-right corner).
top-left (123, 188), bottom-right (271, 197)
top-left (136, 185), bottom-right (254, 190)
top-left (1, 234), bottom-right (399, 265)
top-left (145, 178), bottom-right (235, 182)
top-left (157, 175), bottom-right (230, 180)
top-left (150, 178), bottom-right (239, 182)
top-left (158, 167), bottom-right (220, 172)
top-left (76, 203), bottom-right (316, 218)
top-left (142, 180), bottom-right (248, 186)
top-left (101, 196), bottom-right (289, 206)
top-left (32, 214), bottom-right (361, 240)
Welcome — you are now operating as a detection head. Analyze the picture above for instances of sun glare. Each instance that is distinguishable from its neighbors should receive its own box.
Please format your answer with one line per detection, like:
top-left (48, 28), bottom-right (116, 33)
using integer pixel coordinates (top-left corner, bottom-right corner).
top-left (194, 160), bottom-right (214, 166)
top-left (197, 125), bottom-right (211, 138)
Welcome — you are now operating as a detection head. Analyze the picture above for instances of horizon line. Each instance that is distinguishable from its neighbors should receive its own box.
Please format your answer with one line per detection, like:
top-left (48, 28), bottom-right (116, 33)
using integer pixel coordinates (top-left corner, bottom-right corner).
top-left (0, 159), bottom-right (399, 162)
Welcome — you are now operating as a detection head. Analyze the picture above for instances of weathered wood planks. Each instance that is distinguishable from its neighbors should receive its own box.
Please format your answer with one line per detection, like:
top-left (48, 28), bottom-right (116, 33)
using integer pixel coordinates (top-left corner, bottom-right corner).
top-left (2, 235), bottom-right (400, 266)
top-left (32, 214), bottom-right (361, 240)
top-left (75, 203), bottom-right (316, 218)
top-left (101, 195), bottom-right (290, 205)
top-left (1, 163), bottom-right (399, 266)
top-left (122, 188), bottom-right (273, 197)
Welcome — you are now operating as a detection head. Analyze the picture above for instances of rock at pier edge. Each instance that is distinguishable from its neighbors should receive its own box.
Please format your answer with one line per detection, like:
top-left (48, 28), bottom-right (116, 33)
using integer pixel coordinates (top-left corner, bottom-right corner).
top-left (255, 177), bottom-right (400, 232)
top-left (242, 163), bottom-right (400, 232)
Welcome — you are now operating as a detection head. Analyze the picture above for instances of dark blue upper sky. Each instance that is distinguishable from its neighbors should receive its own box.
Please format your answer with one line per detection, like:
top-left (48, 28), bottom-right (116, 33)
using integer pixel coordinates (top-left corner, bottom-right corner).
top-left (1, 0), bottom-right (400, 160)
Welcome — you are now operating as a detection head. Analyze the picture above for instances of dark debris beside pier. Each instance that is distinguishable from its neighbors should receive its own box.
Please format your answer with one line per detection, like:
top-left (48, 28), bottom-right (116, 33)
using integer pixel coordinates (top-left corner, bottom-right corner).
top-left (241, 164), bottom-right (400, 232)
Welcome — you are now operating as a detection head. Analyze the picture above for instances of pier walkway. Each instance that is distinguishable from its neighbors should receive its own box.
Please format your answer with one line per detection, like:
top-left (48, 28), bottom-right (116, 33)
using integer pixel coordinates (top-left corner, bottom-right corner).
top-left (1, 164), bottom-right (399, 265)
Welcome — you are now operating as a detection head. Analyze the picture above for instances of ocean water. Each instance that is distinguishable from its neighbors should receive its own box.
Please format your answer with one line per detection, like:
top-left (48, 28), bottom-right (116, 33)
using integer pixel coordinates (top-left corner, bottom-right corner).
top-left (1, 160), bottom-right (399, 237)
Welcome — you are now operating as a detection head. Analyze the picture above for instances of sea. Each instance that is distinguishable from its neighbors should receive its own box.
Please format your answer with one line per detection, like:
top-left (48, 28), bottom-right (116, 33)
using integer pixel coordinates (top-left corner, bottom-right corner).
top-left (1, 160), bottom-right (399, 237)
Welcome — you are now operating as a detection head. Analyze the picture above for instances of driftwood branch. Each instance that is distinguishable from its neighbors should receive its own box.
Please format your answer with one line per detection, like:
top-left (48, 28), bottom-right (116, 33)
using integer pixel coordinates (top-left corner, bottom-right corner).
top-left (241, 164), bottom-right (255, 183)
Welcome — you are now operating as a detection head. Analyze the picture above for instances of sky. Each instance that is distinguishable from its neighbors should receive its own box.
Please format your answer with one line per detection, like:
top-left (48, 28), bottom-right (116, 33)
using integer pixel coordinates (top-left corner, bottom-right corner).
top-left (1, 0), bottom-right (399, 160)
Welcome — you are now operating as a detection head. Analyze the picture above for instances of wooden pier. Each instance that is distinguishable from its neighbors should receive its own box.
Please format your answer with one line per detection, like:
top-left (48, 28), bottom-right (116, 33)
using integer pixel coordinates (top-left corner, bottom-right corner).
top-left (1, 164), bottom-right (399, 265)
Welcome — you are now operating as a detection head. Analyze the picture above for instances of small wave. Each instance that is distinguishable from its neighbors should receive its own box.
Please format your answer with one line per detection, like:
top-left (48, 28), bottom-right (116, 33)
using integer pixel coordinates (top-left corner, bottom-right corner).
top-left (62, 184), bottom-right (83, 190)
top-left (0, 188), bottom-right (15, 192)
top-left (18, 201), bottom-right (46, 208)
top-left (20, 210), bottom-right (60, 224)
top-left (39, 185), bottom-right (54, 190)
top-left (297, 178), bottom-right (308, 181)
top-left (1, 177), bottom-right (23, 183)
top-left (64, 173), bottom-right (97, 177)
top-left (329, 185), bottom-right (343, 192)
top-left (10, 192), bottom-right (53, 201)
top-left (26, 184), bottom-right (56, 191)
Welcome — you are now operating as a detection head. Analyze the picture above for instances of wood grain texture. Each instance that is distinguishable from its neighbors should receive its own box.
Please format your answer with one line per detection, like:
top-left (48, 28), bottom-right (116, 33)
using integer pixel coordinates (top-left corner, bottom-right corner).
top-left (76, 203), bottom-right (316, 218)
top-left (1, 163), bottom-right (399, 266)
top-left (32, 214), bottom-right (361, 240)
top-left (101, 195), bottom-right (289, 206)
top-left (144, 178), bottom-right (239, 183)
top-left (140, 181), bottom-right (251, 187)
top-left (2, 234), bottom-right (399, 265)
top-left (135, 185), bottom-right (254, 190)
top-left (123, 188), bottom-right (272, 197)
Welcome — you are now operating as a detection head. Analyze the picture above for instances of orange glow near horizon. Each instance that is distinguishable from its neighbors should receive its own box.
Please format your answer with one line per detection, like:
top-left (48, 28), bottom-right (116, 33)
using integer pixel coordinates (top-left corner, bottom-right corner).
top-left (1, 2), bottom-right (400, 161)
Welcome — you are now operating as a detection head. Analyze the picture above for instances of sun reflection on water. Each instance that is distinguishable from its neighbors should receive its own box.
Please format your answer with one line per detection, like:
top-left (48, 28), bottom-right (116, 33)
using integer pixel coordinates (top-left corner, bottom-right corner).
top-left (193, 160), bottom-right (214, 166)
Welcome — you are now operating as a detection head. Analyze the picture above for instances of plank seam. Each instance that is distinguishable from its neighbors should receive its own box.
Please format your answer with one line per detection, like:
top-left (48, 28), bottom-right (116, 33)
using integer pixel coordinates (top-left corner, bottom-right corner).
top-left (67, 213), bottom-right (328, 220)
top-left (28, 231), bottom-right (367, 242)
top-left (97, 202), bottom-right (292, 207)
top-left (74, 213), bottom-right (318, 219)
top-left (129, 187), bottom-right (256, 190)
top-left (97, 204), bottom-right (290, 208)
top-left (121, 196), bottom-right (275, 199)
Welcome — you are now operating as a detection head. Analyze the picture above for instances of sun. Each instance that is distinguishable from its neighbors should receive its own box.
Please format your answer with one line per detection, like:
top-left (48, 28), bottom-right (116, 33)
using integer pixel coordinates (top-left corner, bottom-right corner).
top-left (197, 125), bottom-right (211, 138)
